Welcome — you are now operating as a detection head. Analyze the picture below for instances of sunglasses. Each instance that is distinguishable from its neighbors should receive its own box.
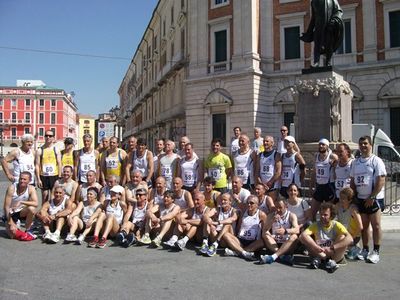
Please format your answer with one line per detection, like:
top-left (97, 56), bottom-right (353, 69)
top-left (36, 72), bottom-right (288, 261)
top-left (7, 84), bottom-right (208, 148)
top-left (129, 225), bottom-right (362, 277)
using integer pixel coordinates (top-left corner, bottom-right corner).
top-left (45, 135), bottom-right (54, 137)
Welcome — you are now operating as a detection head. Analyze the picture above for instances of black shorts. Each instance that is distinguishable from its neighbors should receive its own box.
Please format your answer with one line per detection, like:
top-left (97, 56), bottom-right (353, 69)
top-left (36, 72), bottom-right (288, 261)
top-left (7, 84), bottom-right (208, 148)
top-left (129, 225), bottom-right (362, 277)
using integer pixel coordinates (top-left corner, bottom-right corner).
top-left (239, 238), bottom-right (256, 247)
top-left (40, 175), bottom-right (59, 190)
top-left (313, 183), bottom-right (335, 202)
top-left (10, 211), bottom-right (25, 223)
top-left (183, 185), bottom-right (197, 193)
top-left (356, 198), bottom-right (385, 215)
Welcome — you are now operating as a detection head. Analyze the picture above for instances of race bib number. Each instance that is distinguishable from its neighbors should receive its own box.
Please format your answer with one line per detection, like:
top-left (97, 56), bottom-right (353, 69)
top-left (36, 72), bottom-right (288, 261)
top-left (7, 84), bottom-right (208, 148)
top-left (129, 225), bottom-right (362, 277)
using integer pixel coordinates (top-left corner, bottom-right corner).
top-left (282, 169), bottom-right (290, 179)
top-left (106, 159), bottom-right (118, 169)
top-left (317, 239), bottom-right (333, 248)
top-left (209, 168), bottom-right (221, 180)
top-left (43, 164), bottom-right (55, 175)
top-left (239, 228), bottom-right (257, 240)
top-left (22, 164), bottom-right (34, 172)
top-left (236, 167), bottom-right (248, 178)
top-left (183, 171), bottom-right (195, 186)
top-left (355, 175), bottom-right (369, 186)
top-left (335, 179), bottom-right (348, 189)
top-left (81, 163), bottom-right (92, 171)
top-left (262, 165), bottom-right (270, 173)
top-left (161, 166), bottom-right (172, 178)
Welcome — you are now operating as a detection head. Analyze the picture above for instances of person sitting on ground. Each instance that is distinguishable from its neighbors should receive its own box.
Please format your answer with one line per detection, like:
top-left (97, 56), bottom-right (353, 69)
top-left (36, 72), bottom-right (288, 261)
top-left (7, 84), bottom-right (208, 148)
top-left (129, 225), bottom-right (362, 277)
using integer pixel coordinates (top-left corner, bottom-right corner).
top-left (75, 170), bottom-right (102, 203)
top-left (52, 165), bottom-right (78, 208)
top-left (201, 193), bottom-right (238, 257)
top-left (163, 192), bottom-right (209, 251)
top-left (336, 187), bottom-right (363, 260)
top-left (100, 174), bottom-right (126, 205)
top-left (36, 186), bottom-right (73, 244)
top-left (65, 187), bottom-right (101, 244)
top-left (89, 185), bottom-right (127, 249)
top-left (286, 183), bottom-right (312, 230)
top-left (229, 176), bottom-right (251, 211)
top-left (146, 190), bottom-right (181, 248)
top-left (117, 188), bottom-right (149, 247)
top-left (125, 169), bottom-right (148, 204)
top-left (3, 172), bottom-right (38, 241)
top-left (202, 176), bottom-right (221, 209)
top-left (254, 183), bottom-right (275, 215)
top-left (222, 195), bottom-right (267, 260)
top-left (149, 176), bottom-right (167, 209)
top-left (299, 202), bottom-right (353, 273)
top-left (171, 177), bottom-right (194, 211)
top-left (259, 198), bottom-right (299, 265)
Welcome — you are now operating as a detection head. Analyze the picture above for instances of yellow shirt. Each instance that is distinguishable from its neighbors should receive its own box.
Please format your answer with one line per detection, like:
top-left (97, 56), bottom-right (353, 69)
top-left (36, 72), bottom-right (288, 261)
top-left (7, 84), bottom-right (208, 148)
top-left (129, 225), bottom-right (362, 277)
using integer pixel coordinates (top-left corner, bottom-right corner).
top-left (305, 220), bottom-right (348, 247)
top-left (61, 150), bottom-right (74, 169)
top-left (204, 190), bottom-right (220, 208)
top-left (204, 152), bottom-right (232, 189)
top-left (41, 147), bottom-right (58, 176)
top-left (105, 149), bottom-right (123, 178)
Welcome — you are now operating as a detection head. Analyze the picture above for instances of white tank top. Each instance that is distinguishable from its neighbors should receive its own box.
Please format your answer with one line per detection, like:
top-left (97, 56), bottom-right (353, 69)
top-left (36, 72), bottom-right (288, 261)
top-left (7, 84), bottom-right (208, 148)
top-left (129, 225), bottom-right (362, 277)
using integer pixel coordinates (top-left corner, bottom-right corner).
top-left (13, 148), bottom-right (35, 184)
top-left (238, 209), bottom-right (261, 241)
top-left (78, 149), bottom-right (97, 182)
top-left (159, 154), bottom-right (178, 189)
top-left (133, 150), bottom-right (149, 177)
top-left (233, 149), bottom-right (253, 184)
top-left (106, 200), bottom-right (123, 224)
top-left (57, 179), bottom-right (75, 197)
top-left (160, 203), bottom-right (177, 217)
top-left (48, 196), bottom-right (67, 216)
top-left (10, 183), bottom-right (30, 212)
top-left (281, 152), bottom-right (300, 187)
top-left (315, 151), bottom-right (333, 185)
top-left (180, 157), bottom-right (199, 187)
top-left (216, 207), bottom-right (236, 232)
top-left (81, 201), bottom-right (100, 223)
top-left (131, 202), bottom-right (147, 224)
top-left (174, 190), bottom-right (188, 209)
top-left (153, 191), bottom-right (164, 206)
top-left (258, 196), bottom-right (271, 215)
top-left (271, 210), bottom-right (291, 243)
top-left (335, 159), bottom-right (353, 198)
top-left (192, 206), bottom-right (207, 220)
top-left (259, 150), bottom-right (276, 186)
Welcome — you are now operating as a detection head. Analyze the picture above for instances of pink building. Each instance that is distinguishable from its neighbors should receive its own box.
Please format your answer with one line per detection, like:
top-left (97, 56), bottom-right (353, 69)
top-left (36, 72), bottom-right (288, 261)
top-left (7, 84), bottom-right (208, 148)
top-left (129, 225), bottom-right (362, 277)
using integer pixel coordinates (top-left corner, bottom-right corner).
top-left (0, 81), bottom-right (78, 147)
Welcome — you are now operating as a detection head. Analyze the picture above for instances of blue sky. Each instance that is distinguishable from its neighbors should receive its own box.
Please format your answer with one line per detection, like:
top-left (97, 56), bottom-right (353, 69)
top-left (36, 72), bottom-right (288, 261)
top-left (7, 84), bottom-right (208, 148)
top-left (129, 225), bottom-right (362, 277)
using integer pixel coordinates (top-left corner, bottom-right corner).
top-left (0, 0), bottom-right (158, 116)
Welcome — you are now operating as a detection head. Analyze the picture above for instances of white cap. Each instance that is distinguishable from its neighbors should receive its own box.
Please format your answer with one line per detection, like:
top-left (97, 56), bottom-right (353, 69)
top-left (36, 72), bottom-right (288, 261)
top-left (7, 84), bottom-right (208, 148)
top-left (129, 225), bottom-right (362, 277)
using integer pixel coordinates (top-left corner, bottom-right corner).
top-left (284, 135), bottom-right (296, 143)
top-left (318, 138), bottom-right (330, 146)
top-left (110, 185), bottom-right (124, 194)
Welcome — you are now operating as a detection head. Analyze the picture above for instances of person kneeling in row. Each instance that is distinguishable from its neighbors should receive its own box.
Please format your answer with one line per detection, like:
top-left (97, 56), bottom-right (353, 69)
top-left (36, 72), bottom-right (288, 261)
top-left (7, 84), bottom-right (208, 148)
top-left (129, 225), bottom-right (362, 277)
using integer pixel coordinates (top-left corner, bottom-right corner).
top-left (164, 192), bottom-right (209, 250)
top-left (299, 202), bottom-right (353, 273)
top-left (36, 186), bottom-right (73, 243)
top-left (89, 185), bottom-right (126, 248)
top-left (259, 198), bottom-right (299, 265)
top-left (65, 187), bottom-right (101, 244)
top-left (200, 193), bottom-right (238, 257)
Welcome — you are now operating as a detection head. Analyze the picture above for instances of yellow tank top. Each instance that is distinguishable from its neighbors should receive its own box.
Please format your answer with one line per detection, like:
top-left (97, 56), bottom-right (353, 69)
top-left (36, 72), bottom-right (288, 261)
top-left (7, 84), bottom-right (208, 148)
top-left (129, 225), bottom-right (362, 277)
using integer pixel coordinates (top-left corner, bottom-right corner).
top-left (61, 150), bottom-right (74, 169)
top-left (204, 191), bottom-right (220, 208)
top-left (105, 149), bottom-right (123, 178)
top-left (41, 147), bottom-right (58, 176)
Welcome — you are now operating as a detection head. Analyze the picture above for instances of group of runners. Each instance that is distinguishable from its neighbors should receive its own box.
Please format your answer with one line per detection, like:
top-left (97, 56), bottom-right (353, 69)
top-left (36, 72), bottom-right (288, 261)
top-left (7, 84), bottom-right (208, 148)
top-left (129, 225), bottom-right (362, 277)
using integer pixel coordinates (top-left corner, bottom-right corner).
top-left (1, 126), bottom-right (386, 272)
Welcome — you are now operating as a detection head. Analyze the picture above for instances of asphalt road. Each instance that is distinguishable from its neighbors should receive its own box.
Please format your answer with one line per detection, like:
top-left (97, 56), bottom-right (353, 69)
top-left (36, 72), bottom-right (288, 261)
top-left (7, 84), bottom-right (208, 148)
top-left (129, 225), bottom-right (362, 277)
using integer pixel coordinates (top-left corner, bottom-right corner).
top-left (0, 173), bottom-right (399, 300)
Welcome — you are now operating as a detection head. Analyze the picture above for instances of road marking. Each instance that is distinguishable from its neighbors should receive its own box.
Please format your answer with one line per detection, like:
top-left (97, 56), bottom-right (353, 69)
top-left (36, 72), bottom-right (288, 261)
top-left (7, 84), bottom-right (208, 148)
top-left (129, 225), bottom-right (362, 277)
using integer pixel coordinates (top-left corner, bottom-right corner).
top-left (0, 287), bottom-right (29, 296)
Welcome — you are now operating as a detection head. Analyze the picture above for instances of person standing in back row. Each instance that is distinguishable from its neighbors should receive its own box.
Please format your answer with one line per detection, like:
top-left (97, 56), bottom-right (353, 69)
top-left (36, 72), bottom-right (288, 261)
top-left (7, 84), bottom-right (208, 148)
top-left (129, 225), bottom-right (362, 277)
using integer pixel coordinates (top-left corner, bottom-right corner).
top-left (74, 133), bottom-right (100, 184)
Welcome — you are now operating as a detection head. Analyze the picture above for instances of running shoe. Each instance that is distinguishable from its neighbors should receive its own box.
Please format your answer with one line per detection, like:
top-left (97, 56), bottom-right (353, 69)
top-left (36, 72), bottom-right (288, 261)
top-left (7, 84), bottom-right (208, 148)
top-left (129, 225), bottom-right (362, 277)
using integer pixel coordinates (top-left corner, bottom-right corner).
top-left (139, 234), bottom-right (152, 245)
top-left (26, 229), bottom-right (37, 240)
top-left (242, 251), bottom-right (257, 261)
top-left (199, 242), bottom-right (209, 254)
top-left (49, 232), bottom-right (60, 244)
top-left (97, 237), bottom-right (107, 249)
top-left (259, 255), bottom-right (274, 264)
top-left (325, 259), bottom-right (339, 273)
top-left (175, 239), bottom-right (187, 251)
top-left (309, 257), bottom-right (321, 269)
top-left (151, 236), bottom-right (162, 248)
top-left (76, 234), bottom-right (85, 245)
top-left (65, 234), bottom-right (77, 243)
top-left (163, 237), bottom-right (178, 248)
top-left (125, 233), bottom-right (137, 247)
top-left (116, 232), bottom-right (126, 245)
top-left (279, 255), bottom-right (294, 266)
top-left (224, 248), bottom-right (238, 257)
top-left (206, 245), bottom-right (217, 257)
top-left (43, 231), bottom-right (52, 241)
top-left (345, 246), bottom-right (361, 260)
top-left (366, 250), bottom-right (380, 264)
top-left (88, 236), bottom-right (98, 248)
top-left (357, 248), bottom-right (368, 261)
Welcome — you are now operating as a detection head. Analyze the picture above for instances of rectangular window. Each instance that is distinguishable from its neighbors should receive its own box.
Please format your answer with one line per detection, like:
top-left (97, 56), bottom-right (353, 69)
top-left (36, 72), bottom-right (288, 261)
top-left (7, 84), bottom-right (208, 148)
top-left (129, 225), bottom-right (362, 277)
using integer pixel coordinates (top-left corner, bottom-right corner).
top-left (25, 112), bottom-right (31, 123)
top-left (284, 112), bottom-right (295, 132)
top-left (390, 107), bottom-right (400, 145)
top-left (11, 127), bottom-right (17, 138)
top-left (215, 30), bottom-right (227, 62)
top-left (171, 6), bottom-right (174, 25)
top-left (39, 113), bottom-right (44, 124)
top-left (39, 128), bottom-right (44, 137)
top-left (51, 113), bottom-right (56, 124)
top-left (181, 29), bottom-right (185, 51)
top-left (181, 0), bottom-right (185, 9)
top-left (11, 99), bottom-right (17, 106)
top-left (11, 112), bottom-right (17, 122)
top-left (337, 19), bottom-right (352, 54)
top-left (39, 99), bottom-right (44, 107)
top-left (389, 10), bottom-right (400, 48)
top-left (163, 19), bottom-right (166, 37)
top-left (171, 42), bottom-right (175, 60)
top-left (215, 0), bottom-right (228, 5)
top-left (51, 99), bottom-right (56, 107)
top-left (0, 112), bottom-right (3, 122)
top-left (25, 99), bottom-right (31, 106)
top-left (24, 127), bottom-right (30, 134)
top-left (284, 26), bottom-right (300, 59)
top-left (0, 99), bottom-right (3, 106)
top-left (212, 113), bottom-right (226, 147)
top-left (50, 128), bottom-right (56, 136)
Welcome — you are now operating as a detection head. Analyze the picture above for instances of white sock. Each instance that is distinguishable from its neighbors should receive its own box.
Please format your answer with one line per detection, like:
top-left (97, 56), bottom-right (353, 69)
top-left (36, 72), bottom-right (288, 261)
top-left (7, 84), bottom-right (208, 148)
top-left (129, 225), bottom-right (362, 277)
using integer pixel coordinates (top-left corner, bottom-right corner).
top-left (202, 238), bottom-right (208, 245)
top-left (54, 230), bottom-right (60, 236)
top-left (213, 241), bottom-right (219, 248)
top-left (182, 236), bottom-right (189, 243)
top-left (271, 254), bottom-right (278, 261)
top-left (171, 235), bottom-right (178, 241)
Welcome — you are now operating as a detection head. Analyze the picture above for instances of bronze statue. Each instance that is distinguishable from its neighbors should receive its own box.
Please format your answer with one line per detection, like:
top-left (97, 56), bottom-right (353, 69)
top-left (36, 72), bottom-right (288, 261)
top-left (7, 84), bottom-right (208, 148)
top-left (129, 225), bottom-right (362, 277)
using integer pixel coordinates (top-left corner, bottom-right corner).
top-left (300, 0), bottom-right (343, 67)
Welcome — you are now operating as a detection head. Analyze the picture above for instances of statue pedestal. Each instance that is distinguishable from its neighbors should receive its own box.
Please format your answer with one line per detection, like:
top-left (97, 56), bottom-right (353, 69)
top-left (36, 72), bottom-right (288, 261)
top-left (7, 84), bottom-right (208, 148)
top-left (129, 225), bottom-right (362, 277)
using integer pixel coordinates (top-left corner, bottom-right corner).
top-left (292, 69), bottom-right (353, 143)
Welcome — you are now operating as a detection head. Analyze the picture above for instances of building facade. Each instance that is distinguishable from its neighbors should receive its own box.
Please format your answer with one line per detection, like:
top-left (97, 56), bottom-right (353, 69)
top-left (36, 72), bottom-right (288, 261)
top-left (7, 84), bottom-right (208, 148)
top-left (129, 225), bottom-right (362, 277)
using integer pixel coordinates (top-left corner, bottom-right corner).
top-left (119, 0), bottom-right (400, 157)
top-left (0, 81), bottom-right (78, 149)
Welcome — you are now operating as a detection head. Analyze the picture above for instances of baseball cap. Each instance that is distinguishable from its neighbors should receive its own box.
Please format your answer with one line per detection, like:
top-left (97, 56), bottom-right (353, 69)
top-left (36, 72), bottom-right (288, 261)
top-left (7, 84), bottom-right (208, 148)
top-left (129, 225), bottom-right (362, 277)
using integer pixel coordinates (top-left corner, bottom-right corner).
top-left (318, 138), bottom-right (330, 146)
top-left (64, 137), bottom-right (74, 145)
top-left (284, 135), bottom-right (296, 143)
top-left (110, 185), bottom-right (124, 194)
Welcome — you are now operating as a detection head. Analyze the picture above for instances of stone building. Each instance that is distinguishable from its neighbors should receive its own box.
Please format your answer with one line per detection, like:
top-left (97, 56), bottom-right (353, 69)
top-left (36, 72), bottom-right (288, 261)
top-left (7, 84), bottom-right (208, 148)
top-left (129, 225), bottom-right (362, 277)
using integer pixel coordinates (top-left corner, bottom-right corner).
top-left (119, 0), bottom-right (400, 157)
